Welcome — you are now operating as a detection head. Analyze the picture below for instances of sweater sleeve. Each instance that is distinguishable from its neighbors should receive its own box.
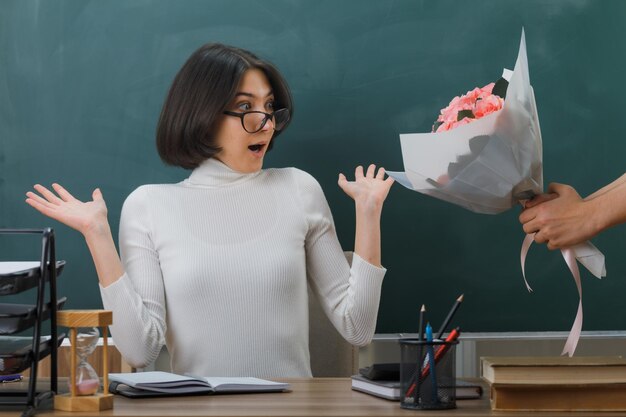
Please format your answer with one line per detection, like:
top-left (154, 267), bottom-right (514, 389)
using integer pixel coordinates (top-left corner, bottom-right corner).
top-left (99, 186), bottom-right (166, 368)
top-left (295, 170), bottom-right (386, 346)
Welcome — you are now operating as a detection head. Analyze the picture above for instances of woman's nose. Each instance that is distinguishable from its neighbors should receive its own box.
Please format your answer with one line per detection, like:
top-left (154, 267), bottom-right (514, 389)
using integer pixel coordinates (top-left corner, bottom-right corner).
top-left (261, 116), bottom-right (274, 132)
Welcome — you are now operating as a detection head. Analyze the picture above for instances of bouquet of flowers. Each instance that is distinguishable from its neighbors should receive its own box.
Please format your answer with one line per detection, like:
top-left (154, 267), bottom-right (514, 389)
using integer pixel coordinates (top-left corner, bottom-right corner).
top-left (388, 29), bottom-right (542, 214)
top-left (388, 30), bottom-right (605, 356)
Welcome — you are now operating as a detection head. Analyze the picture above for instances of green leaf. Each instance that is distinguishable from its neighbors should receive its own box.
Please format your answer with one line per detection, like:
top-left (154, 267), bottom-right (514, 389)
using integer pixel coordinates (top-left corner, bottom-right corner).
top-left (457, 109), bottom-right (475, 121)
top-left (432, 121), bottom-right (443, 132)
top-left (492, 77), bottom-right (509, 99)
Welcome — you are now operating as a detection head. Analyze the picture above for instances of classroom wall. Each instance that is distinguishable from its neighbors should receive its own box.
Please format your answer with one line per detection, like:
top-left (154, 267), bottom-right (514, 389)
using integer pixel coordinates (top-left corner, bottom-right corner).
top-left (1, 0), bottom-right (625, 333)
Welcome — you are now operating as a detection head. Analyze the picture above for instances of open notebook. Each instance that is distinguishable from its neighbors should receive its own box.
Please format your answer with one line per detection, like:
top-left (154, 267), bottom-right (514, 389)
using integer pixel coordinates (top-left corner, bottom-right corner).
top-left (108, 371), bottom-right (290, 398)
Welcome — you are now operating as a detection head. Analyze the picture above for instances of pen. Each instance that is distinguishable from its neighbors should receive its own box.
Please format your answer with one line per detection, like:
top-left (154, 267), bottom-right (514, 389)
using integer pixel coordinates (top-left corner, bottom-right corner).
top-left (421, 327), bottom-right (461, 378)
top-left (425, 323), bottom-right (438, 403)
top-left (436, 294), bottom-right (464, 339)
top-left (0, 374), bottom-right (23, 383)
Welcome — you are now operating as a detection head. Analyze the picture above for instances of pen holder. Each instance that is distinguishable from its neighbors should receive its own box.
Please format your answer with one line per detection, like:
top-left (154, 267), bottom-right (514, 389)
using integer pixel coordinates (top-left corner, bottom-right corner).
top-left (399, 339), bottom-right (458, 410)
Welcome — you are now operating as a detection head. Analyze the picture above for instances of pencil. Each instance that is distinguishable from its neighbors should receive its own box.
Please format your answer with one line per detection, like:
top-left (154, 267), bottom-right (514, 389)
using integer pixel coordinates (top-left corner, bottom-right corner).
top-left (436, 294), bottom-right (463, 340)
top-left (418, 304), bottom-right (426, 341)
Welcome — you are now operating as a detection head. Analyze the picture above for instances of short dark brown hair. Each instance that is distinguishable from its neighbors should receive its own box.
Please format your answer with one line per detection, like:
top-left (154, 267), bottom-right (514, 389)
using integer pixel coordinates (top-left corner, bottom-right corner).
top-left (156, 43), bottom-right (293, 169)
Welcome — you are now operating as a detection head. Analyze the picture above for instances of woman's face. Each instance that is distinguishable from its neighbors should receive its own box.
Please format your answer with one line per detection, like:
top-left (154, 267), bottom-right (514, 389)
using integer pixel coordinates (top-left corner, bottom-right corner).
top-left (213, 68), bottom-right (276, 173)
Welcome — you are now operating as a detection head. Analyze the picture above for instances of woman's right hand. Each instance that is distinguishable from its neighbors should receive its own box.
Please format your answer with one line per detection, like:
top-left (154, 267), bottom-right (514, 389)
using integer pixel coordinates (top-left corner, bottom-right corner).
top-left (26, 184), bottom-right (109, 237)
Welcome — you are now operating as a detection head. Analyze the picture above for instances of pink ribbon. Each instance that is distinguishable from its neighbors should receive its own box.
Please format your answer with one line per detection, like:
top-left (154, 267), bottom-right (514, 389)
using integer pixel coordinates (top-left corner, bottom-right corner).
top-left (520, 234), bottom-right (583, 357)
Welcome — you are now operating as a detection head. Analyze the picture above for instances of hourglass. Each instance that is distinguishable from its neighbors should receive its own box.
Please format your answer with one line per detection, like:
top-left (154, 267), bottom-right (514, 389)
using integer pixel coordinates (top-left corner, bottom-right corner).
top-left (54, 310), bottom-right (114, 411)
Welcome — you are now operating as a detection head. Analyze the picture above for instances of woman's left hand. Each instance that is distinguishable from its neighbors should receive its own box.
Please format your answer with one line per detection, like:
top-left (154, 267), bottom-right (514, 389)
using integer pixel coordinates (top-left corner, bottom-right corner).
top-left (338, 164), bottom-right (394, 212)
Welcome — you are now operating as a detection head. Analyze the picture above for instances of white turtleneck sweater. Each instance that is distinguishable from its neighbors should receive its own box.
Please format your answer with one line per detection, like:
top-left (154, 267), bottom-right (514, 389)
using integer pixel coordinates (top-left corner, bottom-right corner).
top-left (100, 158), bottom-right (386, 378)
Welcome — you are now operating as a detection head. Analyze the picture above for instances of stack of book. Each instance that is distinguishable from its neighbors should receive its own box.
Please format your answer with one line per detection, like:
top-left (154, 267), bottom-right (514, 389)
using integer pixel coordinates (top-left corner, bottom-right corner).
top-left (481, 356), bottom-right (626, 411)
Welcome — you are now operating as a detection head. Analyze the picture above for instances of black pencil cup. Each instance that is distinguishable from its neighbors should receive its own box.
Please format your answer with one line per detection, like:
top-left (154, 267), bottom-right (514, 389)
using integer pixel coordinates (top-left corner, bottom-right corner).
top-left (399, 339), bottom-right (458, 410)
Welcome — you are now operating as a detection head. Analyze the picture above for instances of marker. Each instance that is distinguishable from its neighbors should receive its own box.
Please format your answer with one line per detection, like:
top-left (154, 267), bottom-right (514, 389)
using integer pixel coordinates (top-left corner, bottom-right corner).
top-left (436, 294), bottom-right (464, 339)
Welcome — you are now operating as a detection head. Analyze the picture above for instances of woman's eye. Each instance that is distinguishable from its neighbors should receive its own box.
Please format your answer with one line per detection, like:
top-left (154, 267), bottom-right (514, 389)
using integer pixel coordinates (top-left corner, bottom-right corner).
top-left (266, 101), bottom-right (275, 111)
top-left (237, 102), bottom-right (251, 111)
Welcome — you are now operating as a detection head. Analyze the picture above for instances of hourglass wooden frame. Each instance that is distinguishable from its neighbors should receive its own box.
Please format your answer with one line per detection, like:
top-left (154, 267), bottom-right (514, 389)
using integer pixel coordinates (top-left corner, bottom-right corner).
top-left (54, 310), bottom-right (114, 411)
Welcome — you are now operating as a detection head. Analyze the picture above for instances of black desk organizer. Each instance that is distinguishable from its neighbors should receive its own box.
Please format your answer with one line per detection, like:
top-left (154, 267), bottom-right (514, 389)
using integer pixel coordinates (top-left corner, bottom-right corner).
top-left (0, 229), bottom-right (66, 417)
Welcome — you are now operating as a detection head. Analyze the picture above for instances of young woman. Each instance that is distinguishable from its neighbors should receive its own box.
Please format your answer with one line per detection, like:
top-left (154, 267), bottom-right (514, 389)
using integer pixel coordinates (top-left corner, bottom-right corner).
top-left (26, 43), bottom-right (394, 378)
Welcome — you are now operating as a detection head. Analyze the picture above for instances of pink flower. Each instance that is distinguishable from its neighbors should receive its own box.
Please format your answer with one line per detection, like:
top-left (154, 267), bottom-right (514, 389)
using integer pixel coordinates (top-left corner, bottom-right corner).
top-left (433, 82), bottom-right (504, 133)
top-left (474, 94), bottom-right (503, 118)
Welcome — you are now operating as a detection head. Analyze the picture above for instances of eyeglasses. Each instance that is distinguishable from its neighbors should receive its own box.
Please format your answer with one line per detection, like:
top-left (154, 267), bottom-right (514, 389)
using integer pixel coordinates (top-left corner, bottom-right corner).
top-left (223, 108), bottom-right (290, 134)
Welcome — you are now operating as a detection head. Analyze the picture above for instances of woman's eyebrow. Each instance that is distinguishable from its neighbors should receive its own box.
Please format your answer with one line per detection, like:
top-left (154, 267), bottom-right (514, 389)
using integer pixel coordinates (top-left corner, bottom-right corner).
top-left (234, 90), bottom-right (274, 98)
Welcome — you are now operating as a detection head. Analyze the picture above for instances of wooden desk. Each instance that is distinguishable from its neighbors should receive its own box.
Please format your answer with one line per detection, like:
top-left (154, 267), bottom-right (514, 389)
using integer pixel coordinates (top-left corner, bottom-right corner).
top-left (2, 378), bottom-right (626, 417)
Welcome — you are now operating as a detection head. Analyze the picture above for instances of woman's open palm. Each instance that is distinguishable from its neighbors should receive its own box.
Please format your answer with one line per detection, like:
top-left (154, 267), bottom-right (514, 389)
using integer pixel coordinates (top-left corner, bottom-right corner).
top-left (26, 184), bottom-right (108, 236)
top-left (338, 164), bottom-right (394, 210)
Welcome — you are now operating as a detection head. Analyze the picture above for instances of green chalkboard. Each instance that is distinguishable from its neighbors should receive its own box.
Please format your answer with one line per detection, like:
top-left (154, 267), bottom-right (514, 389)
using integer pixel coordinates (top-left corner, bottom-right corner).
top-left (1, 0), bottom-right (625, 333)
